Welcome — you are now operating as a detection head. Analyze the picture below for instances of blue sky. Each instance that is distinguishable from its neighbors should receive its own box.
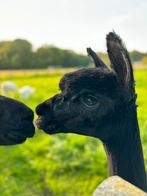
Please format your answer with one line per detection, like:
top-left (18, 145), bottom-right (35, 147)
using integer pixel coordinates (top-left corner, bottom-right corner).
top-left (0, 0), bottom-right (147, 53)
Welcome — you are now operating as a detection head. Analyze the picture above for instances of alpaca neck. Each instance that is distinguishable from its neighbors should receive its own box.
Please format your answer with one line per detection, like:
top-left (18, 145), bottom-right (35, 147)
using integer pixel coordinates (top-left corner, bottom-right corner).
top-left (103, 110), bottom-right (147, 192)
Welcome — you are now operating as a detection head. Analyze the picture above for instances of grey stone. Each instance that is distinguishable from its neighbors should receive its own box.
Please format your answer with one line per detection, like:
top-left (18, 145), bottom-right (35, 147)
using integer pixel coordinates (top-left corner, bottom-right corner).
top-left (93, 176), bottom-right (147, 196)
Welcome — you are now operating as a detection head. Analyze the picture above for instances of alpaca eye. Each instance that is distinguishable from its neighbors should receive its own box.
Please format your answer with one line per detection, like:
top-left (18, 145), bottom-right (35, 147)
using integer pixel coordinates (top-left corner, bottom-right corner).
top-left (81, 95), bottom-right (98, 107)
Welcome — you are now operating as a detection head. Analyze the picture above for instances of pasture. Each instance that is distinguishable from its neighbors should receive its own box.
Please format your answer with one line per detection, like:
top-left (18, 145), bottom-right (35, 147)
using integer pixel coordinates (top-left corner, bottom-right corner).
top-left (0, 69), bottom-right (147, 196)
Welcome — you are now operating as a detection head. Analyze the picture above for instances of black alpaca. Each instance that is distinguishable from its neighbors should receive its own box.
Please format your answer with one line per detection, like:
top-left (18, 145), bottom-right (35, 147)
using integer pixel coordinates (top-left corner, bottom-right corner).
top-left (0, 95), bottom-right (35, 145)
top-left (36, 32), bottom-right (147, 192)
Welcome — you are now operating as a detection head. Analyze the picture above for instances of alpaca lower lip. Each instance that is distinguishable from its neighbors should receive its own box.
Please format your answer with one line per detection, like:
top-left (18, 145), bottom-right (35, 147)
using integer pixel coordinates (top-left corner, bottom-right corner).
top-left (11, 136), bottom-right (26, 144)
top-left (35, 116), bottom-right (59, 133)
top-left (35, 118), bottom-right (60, 134)
top-left (40, 123), bottom-right (60, 134)
top-left (11, 134), bottom-right (26, 141)
top-left (6, 133), bottom-right (26, 144)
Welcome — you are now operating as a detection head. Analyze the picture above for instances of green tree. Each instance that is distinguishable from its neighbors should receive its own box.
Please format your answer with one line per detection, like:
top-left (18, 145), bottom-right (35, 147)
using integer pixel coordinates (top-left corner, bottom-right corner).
top-left (36, 46), bottom-right (90, 68)
top-left (0, 39), bottom-right (91, 69)
top-left (142, 56), bottom-right (147, 66)
top-left (61, 49), bottom-right (90, 67)
top-left (0, 41), bottom-right (12, 69)
top-left (36, 45), bottom-right (63, 68)
top-left (130, 50), bottom-right (146, 62)
top-left (8, 39), bottom-right (34, 69)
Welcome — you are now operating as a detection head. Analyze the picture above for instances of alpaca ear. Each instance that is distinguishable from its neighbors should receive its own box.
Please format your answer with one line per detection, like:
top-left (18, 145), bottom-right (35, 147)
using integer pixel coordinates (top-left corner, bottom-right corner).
top-left (87, 47), bottom-right (108, 69)
top-left (106, 32), bottom-right (135, 95)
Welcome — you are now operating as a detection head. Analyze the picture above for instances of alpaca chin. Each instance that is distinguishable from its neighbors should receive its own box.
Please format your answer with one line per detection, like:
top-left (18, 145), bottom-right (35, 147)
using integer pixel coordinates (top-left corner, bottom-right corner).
top-left (35, 116), bottom-right (60, 134)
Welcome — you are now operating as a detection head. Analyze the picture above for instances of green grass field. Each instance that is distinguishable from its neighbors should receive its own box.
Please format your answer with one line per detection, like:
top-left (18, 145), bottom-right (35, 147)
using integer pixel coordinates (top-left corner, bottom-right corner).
top-left (0, 69), bottom-right (147, 196)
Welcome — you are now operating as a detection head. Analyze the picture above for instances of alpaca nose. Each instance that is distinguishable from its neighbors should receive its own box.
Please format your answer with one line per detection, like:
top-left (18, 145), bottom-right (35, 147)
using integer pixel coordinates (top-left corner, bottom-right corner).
top-left (23, 108), bottom-right (34, 121)
top-left (36, 102), bottom-right (50, 116)
top-left (36, 95), bottom-right (59, 116)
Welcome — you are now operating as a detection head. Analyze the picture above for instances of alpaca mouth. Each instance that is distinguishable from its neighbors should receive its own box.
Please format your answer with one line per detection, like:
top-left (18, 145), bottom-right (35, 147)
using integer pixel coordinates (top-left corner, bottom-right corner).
top-left (10, 122), bottom-right (34, 144)
top-left (35, 116), bottom-right (61, 134)
top-left (2, 121), bottom-right (35, 145)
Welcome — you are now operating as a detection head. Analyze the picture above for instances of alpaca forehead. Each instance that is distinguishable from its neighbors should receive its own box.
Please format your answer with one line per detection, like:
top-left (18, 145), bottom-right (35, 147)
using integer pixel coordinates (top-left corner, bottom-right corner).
top-left (59, 68), bottom-right (118, 96)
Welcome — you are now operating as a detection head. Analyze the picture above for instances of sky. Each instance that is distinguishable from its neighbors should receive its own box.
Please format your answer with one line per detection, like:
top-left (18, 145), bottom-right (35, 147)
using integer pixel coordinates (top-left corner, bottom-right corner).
top-left (0, 0), bottom-right (147, 53)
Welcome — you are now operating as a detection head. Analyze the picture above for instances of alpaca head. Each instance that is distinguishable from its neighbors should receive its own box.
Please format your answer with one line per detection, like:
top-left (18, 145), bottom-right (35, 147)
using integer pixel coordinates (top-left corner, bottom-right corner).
top-left (0, 96), bottom-right (35, 145)
top-left (36, 32), bottom-right (135, 142)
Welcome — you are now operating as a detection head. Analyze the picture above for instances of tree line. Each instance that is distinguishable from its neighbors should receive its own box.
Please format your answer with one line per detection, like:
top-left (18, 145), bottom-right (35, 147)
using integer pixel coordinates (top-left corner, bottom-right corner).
top-left (0, 39), bottom-right (147, 69)
top-left (0, 39), bottom-right (90, 69)
top-left (97, 50), bottom-right (147, 66)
